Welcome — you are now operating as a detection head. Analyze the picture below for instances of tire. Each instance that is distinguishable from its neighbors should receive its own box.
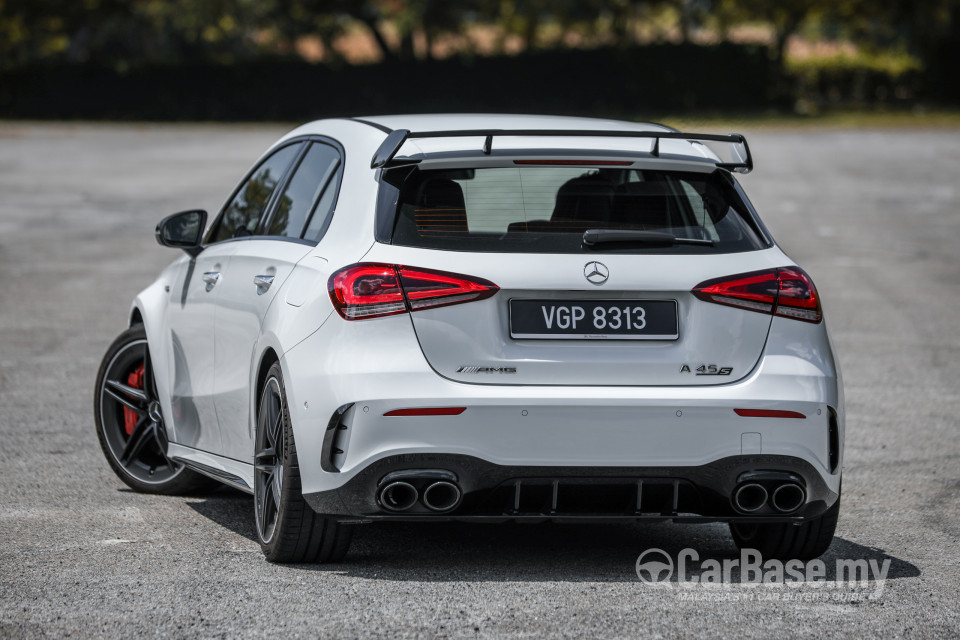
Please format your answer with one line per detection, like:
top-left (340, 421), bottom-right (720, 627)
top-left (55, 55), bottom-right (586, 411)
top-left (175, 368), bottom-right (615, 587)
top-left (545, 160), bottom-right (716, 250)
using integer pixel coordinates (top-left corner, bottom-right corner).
top-left (94, 324), bottom-right (215, 494)
top-left (729, 487), bottom-right (841, 561)
top-left (254, 362), bottom-right (353, 563)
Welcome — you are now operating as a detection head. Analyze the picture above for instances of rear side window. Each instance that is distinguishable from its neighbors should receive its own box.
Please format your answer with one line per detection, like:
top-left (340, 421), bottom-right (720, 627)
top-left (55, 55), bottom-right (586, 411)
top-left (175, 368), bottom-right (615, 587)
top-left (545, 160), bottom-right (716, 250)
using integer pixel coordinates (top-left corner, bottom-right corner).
top-left (387, 167), bottom-right (768, 254)
top-left (208, 143), bottom-right (302, 243)
top-left (302, 153), bottom-right (343, 243)
top-left (267, 142), bottom-right (341, 239)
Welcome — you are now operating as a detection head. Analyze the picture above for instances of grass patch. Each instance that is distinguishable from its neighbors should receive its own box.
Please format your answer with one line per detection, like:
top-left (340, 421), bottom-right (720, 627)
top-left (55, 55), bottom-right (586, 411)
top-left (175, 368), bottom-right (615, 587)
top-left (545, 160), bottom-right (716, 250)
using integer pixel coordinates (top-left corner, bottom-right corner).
top-left (648, 109), bottom-right (960, 132)
top-left (785, 49), bottom-right (922, 77)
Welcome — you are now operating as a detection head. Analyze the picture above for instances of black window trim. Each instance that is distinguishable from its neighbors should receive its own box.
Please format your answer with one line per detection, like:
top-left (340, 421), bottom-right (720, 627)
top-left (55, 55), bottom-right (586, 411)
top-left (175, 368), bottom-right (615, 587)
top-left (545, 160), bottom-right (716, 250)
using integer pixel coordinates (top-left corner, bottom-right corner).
top-left (300, 156), bottom-right (342, 243)
top-left (254, 141), bottom-right (312, 237)
top-left (203, 139), bottom-right (306, 246)
top-left (291, 143), bottom-right (344, 244)
top-left (203, 134), bottom-right (346, 248)
top-left (258, 134), bottom-right (346, 245)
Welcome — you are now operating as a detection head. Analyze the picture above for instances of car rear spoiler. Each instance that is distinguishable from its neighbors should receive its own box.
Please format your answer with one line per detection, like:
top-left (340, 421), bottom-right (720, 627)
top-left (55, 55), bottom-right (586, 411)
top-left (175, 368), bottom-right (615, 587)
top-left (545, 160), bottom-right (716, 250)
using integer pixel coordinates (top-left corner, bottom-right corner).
top-left (370, 128), bottom-right (753, 174)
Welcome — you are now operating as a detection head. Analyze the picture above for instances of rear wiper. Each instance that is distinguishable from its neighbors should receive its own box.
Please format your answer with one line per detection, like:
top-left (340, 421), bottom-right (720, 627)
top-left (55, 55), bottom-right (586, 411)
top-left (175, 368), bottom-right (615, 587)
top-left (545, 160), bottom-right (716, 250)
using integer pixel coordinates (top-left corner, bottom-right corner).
top-left (582, 229), bottom-right (714, 247)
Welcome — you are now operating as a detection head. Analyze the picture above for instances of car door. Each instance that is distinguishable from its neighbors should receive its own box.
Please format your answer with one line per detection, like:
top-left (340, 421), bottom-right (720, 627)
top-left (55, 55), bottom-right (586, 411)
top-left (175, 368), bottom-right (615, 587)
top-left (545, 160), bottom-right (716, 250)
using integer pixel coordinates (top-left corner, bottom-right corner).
top-left (163, 243), bottom-right (236, 453)
top-left (212, 140), bottom-right (343, 462)
top-left (162, 141), bottom-right (303, 454)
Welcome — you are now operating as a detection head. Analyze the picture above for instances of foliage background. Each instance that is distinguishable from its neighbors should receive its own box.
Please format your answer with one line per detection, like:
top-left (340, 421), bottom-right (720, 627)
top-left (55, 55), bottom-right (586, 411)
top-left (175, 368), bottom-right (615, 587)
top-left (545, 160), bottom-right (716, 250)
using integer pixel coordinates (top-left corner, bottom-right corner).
top-left (1, 0), bottom-right (957, 119)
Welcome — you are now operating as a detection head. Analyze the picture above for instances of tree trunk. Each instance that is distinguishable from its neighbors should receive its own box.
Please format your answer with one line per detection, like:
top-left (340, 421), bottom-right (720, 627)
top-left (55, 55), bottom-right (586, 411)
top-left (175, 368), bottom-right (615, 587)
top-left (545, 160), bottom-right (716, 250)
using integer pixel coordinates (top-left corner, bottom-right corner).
top-left (678, 0), bottom-right (691, 43)
top-left (773, 29), bottom-right (790, 65)
top-left (423, 28), bottom-right (433, 61)
top-left (772, 9), bottom-right (806, 66)
top-left (523, 14), bottom-right (539, 51)
top-left (318, 31), bottom-right (344, 65)
top-left (399, 29), bottom-right (415, 60)
top-left (359, 16), bottom-right (394, 62)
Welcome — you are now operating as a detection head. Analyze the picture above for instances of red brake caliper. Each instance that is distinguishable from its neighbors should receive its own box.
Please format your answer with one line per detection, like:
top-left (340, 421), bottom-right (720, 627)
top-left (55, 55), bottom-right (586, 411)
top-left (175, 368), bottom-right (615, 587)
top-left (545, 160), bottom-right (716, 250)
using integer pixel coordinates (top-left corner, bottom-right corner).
top-left (124, 364), bottom-right (145, 435)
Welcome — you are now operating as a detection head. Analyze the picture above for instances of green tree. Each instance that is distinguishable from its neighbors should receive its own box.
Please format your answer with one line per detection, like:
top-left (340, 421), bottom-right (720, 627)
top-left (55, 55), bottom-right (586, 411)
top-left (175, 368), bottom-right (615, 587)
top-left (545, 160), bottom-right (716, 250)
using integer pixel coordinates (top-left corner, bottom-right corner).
top-left (713, 0), bottom-right (827, 65)
top-left (0, 0), bottom-right (273, 69)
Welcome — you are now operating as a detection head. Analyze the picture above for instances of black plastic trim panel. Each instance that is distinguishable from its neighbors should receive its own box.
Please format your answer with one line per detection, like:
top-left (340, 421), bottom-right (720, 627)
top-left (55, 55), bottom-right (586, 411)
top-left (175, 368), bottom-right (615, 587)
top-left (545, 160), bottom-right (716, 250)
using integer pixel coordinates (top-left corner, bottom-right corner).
top-left (828, 407), bottom-right (840, 473)
top-left (320, 403), bottom-right (354, 473)
top-left (172, 457), bottom-right (252, 494)
top-left (304, 453), bottom-right (837, 523)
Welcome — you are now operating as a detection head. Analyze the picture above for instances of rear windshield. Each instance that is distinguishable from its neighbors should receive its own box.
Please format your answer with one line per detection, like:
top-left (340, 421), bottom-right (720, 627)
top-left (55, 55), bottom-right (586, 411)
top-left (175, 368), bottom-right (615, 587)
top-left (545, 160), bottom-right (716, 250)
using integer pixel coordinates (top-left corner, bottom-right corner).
top-left (385, 166), bottom-right (769, 254)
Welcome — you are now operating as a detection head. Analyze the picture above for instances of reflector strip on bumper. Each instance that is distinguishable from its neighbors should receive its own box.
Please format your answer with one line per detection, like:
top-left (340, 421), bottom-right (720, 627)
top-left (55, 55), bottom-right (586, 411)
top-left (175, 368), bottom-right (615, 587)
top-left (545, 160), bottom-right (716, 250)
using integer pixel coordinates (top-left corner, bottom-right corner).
top-left (734, 409), bottom-right (806, 419)
top-left (384, 407), bottom-right (467, 417)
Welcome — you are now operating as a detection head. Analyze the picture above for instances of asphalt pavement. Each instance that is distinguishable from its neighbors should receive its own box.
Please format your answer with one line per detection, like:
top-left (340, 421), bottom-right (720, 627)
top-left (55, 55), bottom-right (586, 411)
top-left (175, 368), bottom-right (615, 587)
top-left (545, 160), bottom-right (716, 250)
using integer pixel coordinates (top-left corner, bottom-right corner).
top-left (0, 122), bottom-right (958, 638)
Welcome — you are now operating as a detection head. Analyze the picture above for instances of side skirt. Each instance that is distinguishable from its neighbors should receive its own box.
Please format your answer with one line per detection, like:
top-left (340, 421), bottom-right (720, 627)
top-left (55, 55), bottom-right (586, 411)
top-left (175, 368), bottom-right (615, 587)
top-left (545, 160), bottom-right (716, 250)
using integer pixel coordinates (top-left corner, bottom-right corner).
top-left (167, 442), bottom-right (254, 494)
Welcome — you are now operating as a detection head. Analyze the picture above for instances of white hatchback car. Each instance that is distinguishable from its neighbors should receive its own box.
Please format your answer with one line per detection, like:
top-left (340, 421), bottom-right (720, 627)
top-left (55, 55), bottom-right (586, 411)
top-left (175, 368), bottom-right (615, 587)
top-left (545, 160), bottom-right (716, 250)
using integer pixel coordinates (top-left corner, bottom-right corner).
top-left (95, 114), bottom-right (843, 563)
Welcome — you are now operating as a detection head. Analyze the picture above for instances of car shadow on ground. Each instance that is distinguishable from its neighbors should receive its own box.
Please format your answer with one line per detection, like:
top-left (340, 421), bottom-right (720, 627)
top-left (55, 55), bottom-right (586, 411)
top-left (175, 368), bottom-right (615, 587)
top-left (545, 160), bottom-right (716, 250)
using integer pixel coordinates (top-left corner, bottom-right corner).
top-left (185, 491), bottom-right (920, 584)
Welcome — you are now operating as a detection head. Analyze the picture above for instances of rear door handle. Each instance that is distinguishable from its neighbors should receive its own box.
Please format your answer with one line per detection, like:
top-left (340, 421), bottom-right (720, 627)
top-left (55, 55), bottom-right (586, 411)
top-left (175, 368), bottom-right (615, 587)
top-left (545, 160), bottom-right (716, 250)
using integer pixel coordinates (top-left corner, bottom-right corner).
top-left (202, 272), bottom-right (220, 286)
top-left (254, 275), bottom-right (275, 293)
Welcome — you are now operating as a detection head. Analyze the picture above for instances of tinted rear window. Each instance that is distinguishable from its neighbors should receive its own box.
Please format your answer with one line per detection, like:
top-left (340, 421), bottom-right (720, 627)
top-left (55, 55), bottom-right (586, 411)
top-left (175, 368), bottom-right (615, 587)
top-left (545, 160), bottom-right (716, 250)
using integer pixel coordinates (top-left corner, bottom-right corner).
top-left (386, 167), bottom-right (769, 254)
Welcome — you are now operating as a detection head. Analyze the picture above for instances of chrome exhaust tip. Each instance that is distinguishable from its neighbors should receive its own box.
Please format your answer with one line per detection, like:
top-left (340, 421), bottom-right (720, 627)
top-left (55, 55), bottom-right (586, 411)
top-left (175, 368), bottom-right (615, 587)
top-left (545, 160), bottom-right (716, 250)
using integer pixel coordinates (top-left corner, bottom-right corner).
top-left (771, 483), bottom-right (806, 513)
top-left (378, 481), bottom-right (419, 512)
top-left (733, 483), bottom-right (768, 513)
top-left (421, 481), bottom-right (462, 512)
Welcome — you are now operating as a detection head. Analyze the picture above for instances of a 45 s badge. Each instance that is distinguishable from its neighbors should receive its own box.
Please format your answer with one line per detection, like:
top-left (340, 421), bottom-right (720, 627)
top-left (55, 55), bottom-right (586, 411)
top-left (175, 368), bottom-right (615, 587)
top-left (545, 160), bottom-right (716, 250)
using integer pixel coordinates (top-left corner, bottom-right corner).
top-left (680, 364), bottom-right (733, 376)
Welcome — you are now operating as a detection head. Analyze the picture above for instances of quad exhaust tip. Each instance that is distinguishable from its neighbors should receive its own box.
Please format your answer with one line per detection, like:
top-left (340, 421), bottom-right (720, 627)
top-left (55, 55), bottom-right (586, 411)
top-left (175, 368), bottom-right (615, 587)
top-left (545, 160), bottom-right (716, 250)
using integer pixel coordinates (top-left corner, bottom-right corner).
top-left (771, 483), bottom-right (806, 513)
top-left (733, 483), bottom-right (768, 512)
top-left (422, 481), bottom-right (462, 512)
top-left (732, 480), bottom-right (806, 514)
top-left (378, 481), bottom-right (419, 512)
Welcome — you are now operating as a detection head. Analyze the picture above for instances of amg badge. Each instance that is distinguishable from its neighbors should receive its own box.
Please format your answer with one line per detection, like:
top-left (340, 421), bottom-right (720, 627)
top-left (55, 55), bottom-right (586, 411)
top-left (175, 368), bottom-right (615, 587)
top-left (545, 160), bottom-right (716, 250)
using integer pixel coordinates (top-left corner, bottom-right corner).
top-left (456, 366), bottom-right (517, 374)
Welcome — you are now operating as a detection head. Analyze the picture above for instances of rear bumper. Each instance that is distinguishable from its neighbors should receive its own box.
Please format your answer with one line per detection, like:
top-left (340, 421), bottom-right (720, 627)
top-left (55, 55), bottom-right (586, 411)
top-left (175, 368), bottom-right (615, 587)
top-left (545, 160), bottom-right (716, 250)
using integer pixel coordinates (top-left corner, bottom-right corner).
top-left (280, 312), bottom-right (844, 507)
top-left (304, 453), bottom-right (839, 522)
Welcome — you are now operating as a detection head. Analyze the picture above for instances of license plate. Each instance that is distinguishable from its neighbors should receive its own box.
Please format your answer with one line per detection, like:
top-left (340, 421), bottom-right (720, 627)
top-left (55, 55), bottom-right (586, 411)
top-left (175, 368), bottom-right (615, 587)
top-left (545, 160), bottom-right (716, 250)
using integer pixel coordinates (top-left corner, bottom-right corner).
top-left (509, 299), bottom-right (678, 340)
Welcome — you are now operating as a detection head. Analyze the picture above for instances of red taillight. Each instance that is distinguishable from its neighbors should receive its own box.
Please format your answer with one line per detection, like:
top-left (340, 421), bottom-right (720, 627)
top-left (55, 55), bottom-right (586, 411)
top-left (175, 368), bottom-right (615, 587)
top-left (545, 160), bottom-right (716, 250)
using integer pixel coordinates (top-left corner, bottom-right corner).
top-left (328, 263), bottom-right (499, 320)
top-left (398, 266), bottom-right (498, 311)
top-left (774, 267), bottom-right (822, 322)
top-left (692, 269), bottom-right (779, 314)
top-left (328, 264), bottom-right (406, 320)
top-left (692, 267), bottom-right (822, 323)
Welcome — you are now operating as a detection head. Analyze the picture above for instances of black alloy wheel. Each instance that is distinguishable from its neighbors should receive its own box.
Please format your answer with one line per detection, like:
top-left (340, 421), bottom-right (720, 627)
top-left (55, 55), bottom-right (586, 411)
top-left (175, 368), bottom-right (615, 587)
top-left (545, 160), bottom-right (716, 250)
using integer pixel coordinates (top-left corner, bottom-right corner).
top-left (254, 362), bottom-right (353, 563)
top-left (254, 374), bottom-right (285, 545)
top-left (94, 324), bottom-right (212, 494)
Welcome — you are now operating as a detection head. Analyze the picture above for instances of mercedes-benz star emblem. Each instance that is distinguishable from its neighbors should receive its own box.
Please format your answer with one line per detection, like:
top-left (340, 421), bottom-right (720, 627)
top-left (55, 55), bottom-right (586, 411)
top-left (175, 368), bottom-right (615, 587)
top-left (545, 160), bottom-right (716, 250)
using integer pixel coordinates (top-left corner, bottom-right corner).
top-left (584, 261), bottom-right (609, 285)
